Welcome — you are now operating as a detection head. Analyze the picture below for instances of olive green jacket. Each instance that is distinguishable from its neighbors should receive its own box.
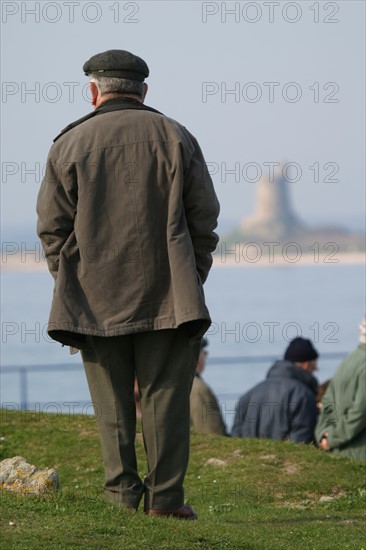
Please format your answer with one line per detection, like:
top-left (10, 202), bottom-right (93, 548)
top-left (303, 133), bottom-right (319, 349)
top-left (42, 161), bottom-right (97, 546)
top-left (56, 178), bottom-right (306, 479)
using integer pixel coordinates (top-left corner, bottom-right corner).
top-left (315, 344), bottom-right (366, 461)
top-left (190, 374), bottom-right (228, 436)
top-left (37, 100), bottom-right (219, 349)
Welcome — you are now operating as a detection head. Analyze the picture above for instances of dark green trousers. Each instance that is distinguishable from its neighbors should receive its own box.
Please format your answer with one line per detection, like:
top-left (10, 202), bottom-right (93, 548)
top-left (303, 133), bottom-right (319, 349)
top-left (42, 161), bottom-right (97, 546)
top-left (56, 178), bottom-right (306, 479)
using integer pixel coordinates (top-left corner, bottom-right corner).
top-left (81, 327), bottom-right (200, 510)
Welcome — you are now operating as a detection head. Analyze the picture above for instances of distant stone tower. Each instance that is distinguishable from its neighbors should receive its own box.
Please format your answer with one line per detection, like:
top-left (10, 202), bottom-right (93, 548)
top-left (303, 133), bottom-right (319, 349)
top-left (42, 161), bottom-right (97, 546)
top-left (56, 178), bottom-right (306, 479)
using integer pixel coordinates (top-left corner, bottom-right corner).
top-left (241, 165), bottom-right (304, 240)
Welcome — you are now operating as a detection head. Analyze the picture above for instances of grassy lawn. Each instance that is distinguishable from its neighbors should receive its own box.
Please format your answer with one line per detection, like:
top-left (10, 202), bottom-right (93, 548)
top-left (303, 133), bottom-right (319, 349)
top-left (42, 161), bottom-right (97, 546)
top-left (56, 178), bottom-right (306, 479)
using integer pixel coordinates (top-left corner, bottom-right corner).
top-left (1, 409), bottom-right (365, 549)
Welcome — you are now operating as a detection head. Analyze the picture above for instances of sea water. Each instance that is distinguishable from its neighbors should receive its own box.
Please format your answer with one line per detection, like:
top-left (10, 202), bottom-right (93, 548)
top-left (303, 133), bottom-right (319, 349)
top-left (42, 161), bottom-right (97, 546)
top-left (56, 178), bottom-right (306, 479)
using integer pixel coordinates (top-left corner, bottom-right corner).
top-left (1, 263), bottom-right (365, 429)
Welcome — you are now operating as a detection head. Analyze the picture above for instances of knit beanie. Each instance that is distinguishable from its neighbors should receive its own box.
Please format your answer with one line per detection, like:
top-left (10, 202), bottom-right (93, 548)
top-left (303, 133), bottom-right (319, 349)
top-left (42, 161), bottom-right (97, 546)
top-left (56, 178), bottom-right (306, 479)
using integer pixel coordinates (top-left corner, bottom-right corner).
top-left (284, 337), bottom-right (319, 362)
top-left (359, 316), bottom-right (366, 345)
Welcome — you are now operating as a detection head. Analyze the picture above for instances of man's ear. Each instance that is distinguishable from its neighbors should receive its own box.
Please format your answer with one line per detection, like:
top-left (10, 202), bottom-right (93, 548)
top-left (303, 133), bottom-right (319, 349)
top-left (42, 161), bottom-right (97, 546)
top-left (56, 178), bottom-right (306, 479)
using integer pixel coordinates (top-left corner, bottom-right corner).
top-left (90, 82), bottom-right (99, 107)
top-left (142, 83), bottom-right (148, 102)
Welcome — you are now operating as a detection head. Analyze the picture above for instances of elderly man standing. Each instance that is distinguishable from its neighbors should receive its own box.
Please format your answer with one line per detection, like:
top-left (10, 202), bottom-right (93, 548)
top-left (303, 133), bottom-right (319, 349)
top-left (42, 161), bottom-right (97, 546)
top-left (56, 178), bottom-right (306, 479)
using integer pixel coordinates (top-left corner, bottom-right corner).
top-left (37, 49), bottom-right (220, 519)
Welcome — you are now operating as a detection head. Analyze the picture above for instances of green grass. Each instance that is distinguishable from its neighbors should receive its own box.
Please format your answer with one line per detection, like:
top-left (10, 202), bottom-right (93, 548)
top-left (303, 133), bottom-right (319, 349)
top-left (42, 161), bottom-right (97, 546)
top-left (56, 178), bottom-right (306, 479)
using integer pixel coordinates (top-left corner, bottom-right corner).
top-left (1, 409), bottom-right (365, 549)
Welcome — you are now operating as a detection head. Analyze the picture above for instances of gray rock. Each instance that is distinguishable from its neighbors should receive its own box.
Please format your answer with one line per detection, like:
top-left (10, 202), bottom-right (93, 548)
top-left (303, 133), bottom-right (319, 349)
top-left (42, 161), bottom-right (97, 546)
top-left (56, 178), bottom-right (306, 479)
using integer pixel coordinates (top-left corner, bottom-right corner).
top-left (0, 456), bottom-right (59, 494)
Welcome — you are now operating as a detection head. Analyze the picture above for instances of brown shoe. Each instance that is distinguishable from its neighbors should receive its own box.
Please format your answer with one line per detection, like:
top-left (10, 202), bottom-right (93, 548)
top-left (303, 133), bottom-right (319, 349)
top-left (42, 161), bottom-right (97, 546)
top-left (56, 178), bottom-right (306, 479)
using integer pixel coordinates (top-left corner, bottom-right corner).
top-left (144, 505), bottom-right (198, 520)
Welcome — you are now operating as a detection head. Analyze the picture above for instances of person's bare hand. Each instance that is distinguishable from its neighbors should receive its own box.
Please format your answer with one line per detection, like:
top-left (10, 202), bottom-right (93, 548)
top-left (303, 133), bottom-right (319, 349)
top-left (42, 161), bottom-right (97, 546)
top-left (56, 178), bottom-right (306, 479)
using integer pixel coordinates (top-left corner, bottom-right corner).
top-left (319, 432), bottom-right (330, 451)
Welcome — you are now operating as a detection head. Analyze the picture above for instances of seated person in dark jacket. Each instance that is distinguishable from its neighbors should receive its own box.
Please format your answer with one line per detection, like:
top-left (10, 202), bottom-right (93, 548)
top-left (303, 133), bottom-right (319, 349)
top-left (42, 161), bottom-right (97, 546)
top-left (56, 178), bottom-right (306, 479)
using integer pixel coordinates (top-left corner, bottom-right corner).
top-left (231, 337), bottom-right (319, 443)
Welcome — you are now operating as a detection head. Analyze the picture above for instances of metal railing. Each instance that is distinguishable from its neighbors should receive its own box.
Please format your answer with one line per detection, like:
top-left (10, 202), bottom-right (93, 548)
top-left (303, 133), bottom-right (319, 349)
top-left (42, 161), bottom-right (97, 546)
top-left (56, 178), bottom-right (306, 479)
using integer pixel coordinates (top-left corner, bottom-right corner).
top-left (1, 352), bottom-right (347, 412)
top-left (1, 363), bottom-right (83, 410)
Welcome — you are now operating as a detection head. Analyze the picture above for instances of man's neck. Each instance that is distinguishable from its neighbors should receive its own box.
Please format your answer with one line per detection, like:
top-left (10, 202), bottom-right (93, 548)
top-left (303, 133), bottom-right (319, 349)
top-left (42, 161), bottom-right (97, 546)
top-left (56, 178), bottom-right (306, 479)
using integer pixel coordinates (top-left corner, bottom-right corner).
top-left (95, 93), bottom-right (142, 109)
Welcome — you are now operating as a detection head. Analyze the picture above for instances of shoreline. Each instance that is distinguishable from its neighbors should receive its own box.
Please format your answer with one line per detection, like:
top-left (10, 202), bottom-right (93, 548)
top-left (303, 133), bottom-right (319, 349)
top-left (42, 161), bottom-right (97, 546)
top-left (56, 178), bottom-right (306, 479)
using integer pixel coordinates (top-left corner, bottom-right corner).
top-left (1, 252), bottom-right (365, 272)
top-left (212, 251), bottom-right (365, 268)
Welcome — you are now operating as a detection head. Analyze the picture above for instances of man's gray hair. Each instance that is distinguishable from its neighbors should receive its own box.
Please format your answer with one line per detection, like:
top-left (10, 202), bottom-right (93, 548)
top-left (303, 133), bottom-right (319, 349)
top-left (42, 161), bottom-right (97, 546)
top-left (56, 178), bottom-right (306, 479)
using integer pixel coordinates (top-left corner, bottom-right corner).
top-left (89, 73), bottom-right (144, 98)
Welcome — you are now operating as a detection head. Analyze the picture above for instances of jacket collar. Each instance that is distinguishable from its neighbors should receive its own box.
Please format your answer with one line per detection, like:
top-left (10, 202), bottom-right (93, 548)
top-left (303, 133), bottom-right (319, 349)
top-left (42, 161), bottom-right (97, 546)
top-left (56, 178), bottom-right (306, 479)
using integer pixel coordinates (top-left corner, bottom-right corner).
top-left (53, 97), bottom-right (163, 142)
top-left (266, 359), bottom-right (318, 394)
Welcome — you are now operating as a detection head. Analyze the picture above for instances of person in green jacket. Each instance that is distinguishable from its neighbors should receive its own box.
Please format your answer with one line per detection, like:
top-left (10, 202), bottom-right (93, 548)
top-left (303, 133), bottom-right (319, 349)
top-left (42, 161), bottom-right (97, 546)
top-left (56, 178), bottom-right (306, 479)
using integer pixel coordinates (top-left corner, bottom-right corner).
top-left (316, 317), bottom-right (366, 461)
top-left (190, 338), bottom-right (228, 436)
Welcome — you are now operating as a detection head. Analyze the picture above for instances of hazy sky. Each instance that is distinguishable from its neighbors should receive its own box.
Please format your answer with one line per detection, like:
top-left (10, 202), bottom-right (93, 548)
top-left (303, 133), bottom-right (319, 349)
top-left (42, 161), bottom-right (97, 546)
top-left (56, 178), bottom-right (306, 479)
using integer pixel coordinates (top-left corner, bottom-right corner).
top-left (1, 0), bottom-right (365, 238)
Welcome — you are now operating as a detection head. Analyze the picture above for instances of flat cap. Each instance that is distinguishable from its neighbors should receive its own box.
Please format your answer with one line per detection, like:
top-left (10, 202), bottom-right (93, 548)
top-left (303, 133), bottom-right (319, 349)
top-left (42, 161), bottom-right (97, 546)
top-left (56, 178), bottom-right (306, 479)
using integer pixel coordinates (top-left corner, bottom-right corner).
top-left (83, 49), bottom-right (149, 81)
